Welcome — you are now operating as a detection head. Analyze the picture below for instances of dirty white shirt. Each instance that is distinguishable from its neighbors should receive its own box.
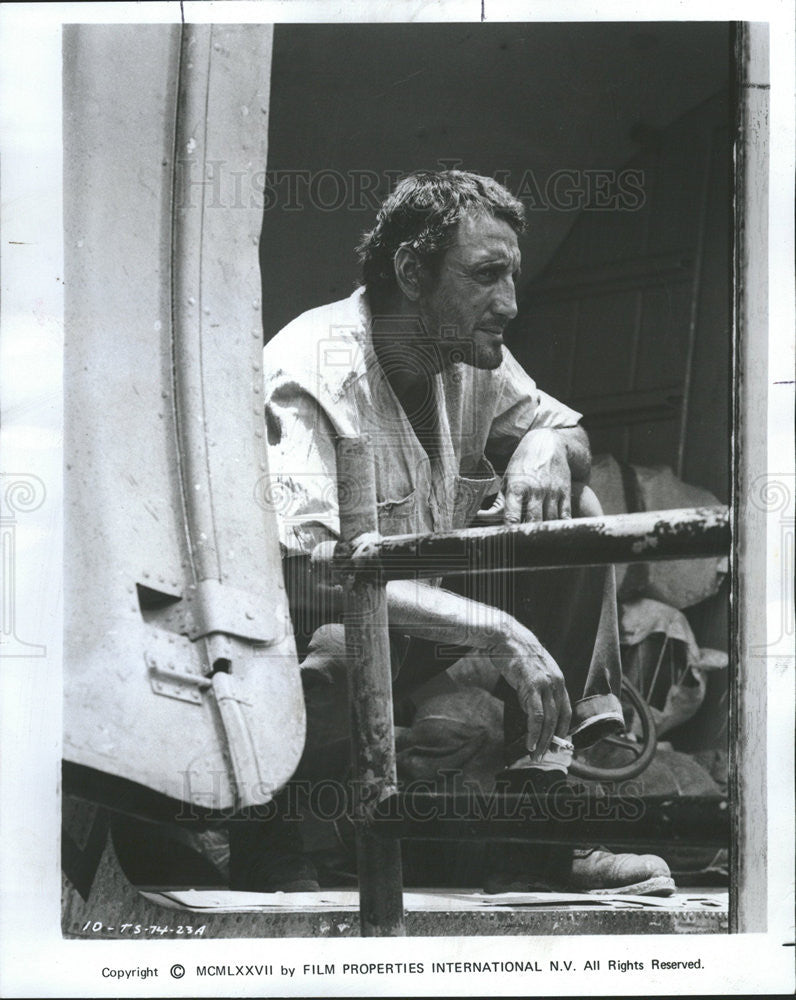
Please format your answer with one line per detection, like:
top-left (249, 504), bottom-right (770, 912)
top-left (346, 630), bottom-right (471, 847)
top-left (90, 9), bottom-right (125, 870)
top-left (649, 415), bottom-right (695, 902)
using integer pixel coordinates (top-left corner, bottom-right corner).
top-left (262, 287), bottom-right (582, 557)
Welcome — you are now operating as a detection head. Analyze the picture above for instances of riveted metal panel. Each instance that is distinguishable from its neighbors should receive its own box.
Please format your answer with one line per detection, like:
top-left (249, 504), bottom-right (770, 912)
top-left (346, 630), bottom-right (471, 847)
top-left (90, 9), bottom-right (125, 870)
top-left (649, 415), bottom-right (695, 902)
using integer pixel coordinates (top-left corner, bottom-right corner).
top-left (64, 24), bottom-right (304, 810)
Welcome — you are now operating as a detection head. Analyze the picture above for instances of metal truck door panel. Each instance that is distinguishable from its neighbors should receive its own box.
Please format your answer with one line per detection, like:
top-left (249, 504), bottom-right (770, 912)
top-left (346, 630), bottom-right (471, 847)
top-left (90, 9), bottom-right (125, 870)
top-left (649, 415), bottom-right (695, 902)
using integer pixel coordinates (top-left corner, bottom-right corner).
top-left (64, 24), bottom-right (304, 811)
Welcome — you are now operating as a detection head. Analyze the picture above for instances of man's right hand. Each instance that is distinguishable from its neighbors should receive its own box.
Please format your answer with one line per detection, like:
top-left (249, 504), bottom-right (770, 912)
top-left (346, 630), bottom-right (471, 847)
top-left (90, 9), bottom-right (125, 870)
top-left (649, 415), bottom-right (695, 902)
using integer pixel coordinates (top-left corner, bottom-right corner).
top-left (484, 620), bottom-right (572, 762)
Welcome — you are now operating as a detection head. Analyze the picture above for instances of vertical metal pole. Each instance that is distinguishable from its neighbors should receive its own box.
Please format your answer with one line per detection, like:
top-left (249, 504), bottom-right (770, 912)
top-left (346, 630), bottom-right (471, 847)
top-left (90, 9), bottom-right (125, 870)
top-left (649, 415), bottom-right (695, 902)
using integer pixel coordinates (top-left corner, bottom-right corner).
top-left (731, 21), bottom-right (769, 933)
top-left (337, 436), bottom-right (405, 937)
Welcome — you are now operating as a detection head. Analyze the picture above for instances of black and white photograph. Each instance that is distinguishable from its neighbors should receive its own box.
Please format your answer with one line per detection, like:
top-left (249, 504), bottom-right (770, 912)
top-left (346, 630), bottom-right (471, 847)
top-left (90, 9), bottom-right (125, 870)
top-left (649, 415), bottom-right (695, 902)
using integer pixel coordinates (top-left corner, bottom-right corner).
top-left (0, 1), bottom-right (793, 997)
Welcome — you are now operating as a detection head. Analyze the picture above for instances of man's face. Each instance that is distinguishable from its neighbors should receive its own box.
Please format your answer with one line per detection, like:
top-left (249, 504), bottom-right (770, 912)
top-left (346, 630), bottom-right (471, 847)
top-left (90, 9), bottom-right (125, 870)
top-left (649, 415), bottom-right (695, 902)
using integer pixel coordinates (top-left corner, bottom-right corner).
top-left (418, 211), bottom-right (521, 371)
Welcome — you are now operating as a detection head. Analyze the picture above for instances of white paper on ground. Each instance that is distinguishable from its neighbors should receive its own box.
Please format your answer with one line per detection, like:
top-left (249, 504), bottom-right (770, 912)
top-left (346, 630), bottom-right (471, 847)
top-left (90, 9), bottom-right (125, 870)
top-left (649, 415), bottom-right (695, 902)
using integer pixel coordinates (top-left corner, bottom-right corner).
top-left (139, 887), bottom-right (728, 913)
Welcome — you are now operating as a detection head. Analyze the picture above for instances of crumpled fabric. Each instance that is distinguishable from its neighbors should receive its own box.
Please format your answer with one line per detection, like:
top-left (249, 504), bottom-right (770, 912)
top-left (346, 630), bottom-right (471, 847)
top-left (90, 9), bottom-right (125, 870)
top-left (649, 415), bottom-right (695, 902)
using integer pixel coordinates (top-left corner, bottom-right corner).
top-left (651, 677), bottom-right (707, 737)
top-left (589, 454), bottom-right (728, 609)
top-left (175, 828), bottom-right (230, 879)
top-left (620, 597), bottom-right (703, 665)
top-left (624, 464), bottom-right (728, 610)
top-left (396, 687), bottom-right (504, 792)
top-left (619, 598), bottom-right (727, 737)
top-left (578, 741), bottom-right (721, 797)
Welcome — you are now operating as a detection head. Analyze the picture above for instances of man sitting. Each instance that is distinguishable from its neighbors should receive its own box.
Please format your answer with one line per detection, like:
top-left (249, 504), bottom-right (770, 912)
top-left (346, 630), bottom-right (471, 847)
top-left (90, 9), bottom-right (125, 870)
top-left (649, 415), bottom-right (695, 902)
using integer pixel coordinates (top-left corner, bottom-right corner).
top-left (233, 169), bottom-right (674, 897)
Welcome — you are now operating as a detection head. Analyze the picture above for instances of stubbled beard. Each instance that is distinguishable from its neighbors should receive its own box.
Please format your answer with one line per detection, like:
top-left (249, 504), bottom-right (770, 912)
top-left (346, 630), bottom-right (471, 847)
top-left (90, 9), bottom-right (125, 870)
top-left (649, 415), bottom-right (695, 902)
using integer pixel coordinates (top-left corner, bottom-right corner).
top-left (434, 333), bottom-right (503, 372)
top-left (474, 339), bottom-right (504, 370)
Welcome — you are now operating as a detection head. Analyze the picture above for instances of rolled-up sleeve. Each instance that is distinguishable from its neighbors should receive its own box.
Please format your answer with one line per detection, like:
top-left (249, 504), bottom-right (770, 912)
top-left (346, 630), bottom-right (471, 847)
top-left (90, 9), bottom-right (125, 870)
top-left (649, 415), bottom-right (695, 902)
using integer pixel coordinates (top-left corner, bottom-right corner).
top-left (487, 348), bottom-right (583, 454)
top-left (264, 382), bottom-right (340, 557)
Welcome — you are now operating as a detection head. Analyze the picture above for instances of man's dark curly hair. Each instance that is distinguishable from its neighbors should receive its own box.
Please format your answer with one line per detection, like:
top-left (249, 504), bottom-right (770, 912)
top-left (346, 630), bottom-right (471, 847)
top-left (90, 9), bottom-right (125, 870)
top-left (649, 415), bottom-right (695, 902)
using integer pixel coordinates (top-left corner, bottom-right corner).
top-left (356, 170), bottom-right (526, 303)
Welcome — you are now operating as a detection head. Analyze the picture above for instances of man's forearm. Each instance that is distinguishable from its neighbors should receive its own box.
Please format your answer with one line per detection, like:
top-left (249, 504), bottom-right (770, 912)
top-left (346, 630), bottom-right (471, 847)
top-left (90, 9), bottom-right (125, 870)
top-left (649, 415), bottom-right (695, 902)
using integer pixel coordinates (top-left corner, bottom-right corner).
top-left (384, 578), bottom-right (514, 649)
top-left (286, 553), bottom-right (514, 650)
top-left (288, 553), bottom-right (571, 757)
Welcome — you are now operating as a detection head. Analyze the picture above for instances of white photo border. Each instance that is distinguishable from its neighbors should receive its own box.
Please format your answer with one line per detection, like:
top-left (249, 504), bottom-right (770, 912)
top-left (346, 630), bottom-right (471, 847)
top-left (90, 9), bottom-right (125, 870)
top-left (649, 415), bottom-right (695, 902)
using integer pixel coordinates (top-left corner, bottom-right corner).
top-left (0, 1), bottom-right (793, 997)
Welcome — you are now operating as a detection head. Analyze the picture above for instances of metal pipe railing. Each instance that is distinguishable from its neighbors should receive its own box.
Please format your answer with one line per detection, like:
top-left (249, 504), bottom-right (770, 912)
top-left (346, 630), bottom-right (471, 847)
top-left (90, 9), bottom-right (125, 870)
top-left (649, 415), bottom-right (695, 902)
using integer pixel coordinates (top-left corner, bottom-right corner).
top-left (334, 435), bottom-right (731, 937)
top-left (370, 791), bottom-right (729, 848)
top-left (328, 505), bottom-right (729, 580)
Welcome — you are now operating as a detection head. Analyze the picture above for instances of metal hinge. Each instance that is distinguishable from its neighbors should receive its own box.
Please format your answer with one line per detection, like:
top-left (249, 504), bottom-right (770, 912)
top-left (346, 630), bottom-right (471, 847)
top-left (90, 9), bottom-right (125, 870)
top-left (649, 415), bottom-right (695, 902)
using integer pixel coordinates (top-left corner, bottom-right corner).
top-left (183, 578), bottom-right (278, 644)
top-left (146, 652), bottom-right (211, 705)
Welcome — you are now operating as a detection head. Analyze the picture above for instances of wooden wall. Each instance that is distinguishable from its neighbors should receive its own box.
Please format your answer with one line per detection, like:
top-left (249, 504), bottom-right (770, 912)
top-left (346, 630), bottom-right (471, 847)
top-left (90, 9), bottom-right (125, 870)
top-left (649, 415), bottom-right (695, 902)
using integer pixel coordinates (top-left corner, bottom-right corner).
top-left (511, 92), bottom-right (731, 503)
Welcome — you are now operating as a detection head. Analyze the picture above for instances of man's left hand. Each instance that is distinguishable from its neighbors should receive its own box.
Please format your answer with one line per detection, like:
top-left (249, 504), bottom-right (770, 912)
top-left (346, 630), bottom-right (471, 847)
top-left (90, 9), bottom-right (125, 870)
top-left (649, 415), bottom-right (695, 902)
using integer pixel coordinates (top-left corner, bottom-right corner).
top-left (503, 427), bottom-right (573, 523)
